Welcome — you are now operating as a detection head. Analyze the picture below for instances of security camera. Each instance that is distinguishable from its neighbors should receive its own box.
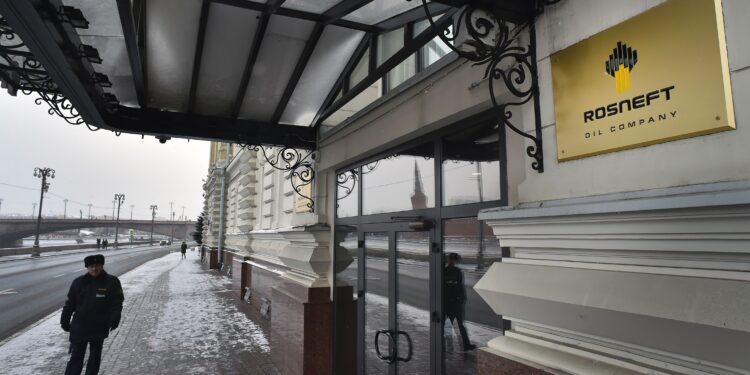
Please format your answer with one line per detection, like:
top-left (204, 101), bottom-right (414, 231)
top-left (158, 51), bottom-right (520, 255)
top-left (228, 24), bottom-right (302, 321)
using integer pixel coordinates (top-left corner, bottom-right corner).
top-left (157, 136), bottom-right (171, 144)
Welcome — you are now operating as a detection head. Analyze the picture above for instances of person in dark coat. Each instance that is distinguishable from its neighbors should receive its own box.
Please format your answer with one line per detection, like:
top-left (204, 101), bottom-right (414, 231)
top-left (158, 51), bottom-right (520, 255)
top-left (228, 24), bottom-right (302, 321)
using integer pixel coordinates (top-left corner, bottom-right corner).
top-left (102, 239), bottom-right (108, 250)
top-left (180, 241), bottom-right (187, 259)
top-left (95, 238), bottom-right (101, 249)
top-left (443, 253), bottom-right (476, 351)
top-left (61, 254), bottom-right (124, 375)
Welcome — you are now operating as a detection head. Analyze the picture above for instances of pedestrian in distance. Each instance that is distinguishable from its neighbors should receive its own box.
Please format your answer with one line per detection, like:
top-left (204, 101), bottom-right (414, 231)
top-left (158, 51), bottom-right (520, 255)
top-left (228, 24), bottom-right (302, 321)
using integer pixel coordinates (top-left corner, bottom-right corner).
top-left (180, 240), bottom-right (187, 260)
top-left (95, 238), bottom-right (101, 249)
top-left (443, 252), bottom-right (476, 351)
top-left (61, 254), bottom-right (124, 375)
top-left (102, 239), bottom-right (108, 250)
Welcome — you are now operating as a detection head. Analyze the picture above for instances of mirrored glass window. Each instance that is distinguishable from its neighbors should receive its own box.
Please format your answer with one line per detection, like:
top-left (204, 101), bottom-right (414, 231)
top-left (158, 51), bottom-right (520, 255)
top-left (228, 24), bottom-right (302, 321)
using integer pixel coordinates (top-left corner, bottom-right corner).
top-left (337, 169), bottom-right (359, 218)
top-left (442, 122), bottom-right (502, 206)
top-left (363, 143), bottom-right (435, 215)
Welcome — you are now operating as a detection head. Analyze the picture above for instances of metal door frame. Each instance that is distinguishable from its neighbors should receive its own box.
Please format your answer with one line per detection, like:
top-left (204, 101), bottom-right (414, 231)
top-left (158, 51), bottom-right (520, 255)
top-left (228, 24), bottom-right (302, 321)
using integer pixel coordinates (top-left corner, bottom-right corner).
top-left (332, 110), bottom-right (509, 375)
top-left (359, 220), bottom-right (436, 375)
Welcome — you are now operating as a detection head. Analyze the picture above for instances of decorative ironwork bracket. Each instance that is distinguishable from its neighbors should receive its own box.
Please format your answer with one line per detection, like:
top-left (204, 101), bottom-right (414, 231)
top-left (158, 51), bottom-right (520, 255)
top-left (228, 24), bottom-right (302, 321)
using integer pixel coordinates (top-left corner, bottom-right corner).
top-left (416, 0), bottom-right (561, 172)
top-left (337, 170), bottom-right (357, 201)
top-left (0, 12), bottom-right (116, 132)
top-left (249, 145), bottom-right (316, 212)
top-left (336, 160), bottom-right (379, 201)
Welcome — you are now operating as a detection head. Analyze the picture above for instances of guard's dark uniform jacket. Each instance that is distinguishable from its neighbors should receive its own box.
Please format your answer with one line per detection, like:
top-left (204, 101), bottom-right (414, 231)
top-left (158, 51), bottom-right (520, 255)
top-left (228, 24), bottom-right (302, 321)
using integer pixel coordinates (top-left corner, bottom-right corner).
top-left (61, 271), bottom-right (124, 342)
top-left (443, 265), bottom-right (466, 317)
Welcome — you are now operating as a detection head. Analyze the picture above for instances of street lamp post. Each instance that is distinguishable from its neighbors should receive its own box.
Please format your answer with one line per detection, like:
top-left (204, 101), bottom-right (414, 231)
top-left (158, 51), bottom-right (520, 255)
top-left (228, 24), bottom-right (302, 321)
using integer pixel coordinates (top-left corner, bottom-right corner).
top-left (32, 202), bottom-right (36, 218)
top-left (169, 201), bottom-right (174, 245)
top-left (63, 198), bottom-right (68, 219)
top-left (0, 198), bottom-right (4, 216)
top-left (87, 203), bottom-right (92, 219)
top-left (113, 194), bottom-right (125, 249)
top-left (32, 167), bottom-right (55, 257)
top-left (149, 205), bottom-right (158, 246)
top-left (130, 204), bottom-right (134, 220)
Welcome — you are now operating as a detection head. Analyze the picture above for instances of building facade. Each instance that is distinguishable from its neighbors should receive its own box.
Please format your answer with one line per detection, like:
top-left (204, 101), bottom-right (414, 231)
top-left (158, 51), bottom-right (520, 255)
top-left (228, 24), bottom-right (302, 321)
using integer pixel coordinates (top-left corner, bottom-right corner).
top-left (202, 1), bottom-right (750, 374)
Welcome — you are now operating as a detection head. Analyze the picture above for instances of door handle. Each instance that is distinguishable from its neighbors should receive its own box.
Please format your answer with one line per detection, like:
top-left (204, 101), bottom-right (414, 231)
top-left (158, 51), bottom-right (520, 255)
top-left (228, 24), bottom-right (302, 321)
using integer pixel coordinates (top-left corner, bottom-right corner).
top-left (374, 329), bottom-right (396, 363)
top-left (395, 330), bottom-right (413, 362)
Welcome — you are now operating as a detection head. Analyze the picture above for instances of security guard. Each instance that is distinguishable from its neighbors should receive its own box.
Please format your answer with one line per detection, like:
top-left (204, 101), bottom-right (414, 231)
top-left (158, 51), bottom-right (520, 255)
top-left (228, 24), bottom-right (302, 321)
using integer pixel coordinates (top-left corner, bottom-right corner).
top-left (61, 254), bottom-right (124, 375)
top-left (443, 252), bottom-right (476, 351)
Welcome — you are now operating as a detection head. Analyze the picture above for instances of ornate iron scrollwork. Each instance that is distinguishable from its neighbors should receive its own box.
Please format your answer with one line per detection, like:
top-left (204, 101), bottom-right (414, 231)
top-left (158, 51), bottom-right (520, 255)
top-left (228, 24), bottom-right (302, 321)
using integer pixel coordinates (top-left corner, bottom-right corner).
top-left (337, 170), bottom-right (357, 201)
top-left (0, 13), bottom-right (114, 132)
top-left (249, 145), bottom-right (316, 211)
top-left (416, 0), bottom-right (561, 172)
top-left (336, 157), bottom-right (399, 201)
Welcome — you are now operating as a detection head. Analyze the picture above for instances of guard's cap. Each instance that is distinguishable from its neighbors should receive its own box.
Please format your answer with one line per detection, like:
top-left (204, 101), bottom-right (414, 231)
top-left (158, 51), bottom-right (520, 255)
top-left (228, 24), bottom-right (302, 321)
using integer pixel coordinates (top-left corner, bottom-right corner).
top-left (84, 254), bottom-right (105, 267)
top-left (448, 252), bottom-right (460, 261)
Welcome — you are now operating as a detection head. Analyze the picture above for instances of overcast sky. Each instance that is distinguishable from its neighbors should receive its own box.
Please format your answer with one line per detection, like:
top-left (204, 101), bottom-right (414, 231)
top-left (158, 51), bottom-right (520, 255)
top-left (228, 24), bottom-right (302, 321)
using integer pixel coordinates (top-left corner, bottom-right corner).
top-left (0, 92), bottom-right (210, 221)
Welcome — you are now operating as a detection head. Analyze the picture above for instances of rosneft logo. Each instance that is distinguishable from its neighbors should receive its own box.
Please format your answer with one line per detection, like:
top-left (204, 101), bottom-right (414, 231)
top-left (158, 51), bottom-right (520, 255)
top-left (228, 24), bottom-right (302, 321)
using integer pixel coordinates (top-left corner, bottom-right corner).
top-left (605, 42), bottom-right (638, 93)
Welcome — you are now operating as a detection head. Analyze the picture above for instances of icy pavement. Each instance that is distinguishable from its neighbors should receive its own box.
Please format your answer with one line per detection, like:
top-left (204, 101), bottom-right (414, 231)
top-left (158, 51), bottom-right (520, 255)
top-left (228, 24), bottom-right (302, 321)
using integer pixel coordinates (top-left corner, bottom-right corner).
top-left (0, 252), bottom-right (278, 374)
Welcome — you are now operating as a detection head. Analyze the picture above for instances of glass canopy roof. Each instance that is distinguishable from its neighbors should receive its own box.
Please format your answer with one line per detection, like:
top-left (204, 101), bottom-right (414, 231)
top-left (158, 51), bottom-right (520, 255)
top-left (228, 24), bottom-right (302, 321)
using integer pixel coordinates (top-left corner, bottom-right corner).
top-left (0, 0), bottom-right (460, 147)
top-left (85, 0), bottom-right (444, 125)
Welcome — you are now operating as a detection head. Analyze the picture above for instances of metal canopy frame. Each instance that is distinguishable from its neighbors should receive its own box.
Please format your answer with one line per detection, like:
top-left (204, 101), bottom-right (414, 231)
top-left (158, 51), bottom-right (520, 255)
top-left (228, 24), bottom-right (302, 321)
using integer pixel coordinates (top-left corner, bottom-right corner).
top-left (0, 0), bottom-right (458, 147)
top-left (187, 0), bottom-right (211, 114)
top-left (104, 105), bottom-right (316, 149)
top-left (316, 8), bottom-right (458, 124)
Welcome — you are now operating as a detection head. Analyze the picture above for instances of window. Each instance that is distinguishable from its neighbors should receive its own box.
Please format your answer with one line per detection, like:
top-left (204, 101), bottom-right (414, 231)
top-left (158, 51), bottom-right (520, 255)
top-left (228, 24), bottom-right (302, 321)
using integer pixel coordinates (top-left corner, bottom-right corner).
top-left (415, 20), bottom-right (453, 70)
top-left (362, 143), bottom-right (435, 215)
top-left (442, 122), bottom-right (502, 206)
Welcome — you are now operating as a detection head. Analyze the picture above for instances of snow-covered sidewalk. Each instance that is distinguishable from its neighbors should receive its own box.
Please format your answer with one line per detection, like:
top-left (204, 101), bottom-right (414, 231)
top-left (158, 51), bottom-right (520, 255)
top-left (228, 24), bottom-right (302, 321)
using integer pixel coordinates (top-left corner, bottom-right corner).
top-left (0, 252), bottom-right (278, 374)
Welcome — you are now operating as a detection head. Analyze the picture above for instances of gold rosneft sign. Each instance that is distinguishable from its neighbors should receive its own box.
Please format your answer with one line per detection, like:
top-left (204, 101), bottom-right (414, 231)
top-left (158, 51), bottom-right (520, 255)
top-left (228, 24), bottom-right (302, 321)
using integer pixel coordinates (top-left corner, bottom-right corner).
top-left (551, 0), bottom-right (735, 161)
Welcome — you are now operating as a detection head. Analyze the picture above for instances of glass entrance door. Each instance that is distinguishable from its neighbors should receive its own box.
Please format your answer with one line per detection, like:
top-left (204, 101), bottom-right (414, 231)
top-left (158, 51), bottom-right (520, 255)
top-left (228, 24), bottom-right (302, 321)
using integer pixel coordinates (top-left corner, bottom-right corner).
top-left (362, 228), bottom-right (433, 375)
top-left (394, 231), bottom-right (431, 374)
top-left (364, 231), bottom-right (390, 375)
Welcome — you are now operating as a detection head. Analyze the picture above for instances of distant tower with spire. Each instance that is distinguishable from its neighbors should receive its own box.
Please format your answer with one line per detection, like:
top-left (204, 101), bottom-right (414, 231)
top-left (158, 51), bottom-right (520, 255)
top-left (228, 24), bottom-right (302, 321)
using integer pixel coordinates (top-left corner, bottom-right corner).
top-left (411, 161), bottom-right (427, 209)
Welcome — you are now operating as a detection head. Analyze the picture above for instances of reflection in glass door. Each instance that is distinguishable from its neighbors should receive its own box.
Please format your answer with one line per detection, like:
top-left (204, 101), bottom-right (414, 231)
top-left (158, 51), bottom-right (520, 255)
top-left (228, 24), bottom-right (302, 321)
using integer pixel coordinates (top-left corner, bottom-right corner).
top-left (442, 218), bottom-right (503, 375)
top-left (395, 231), bottom-right (430, 374)
top-left (364, 232), bottom-right (390, 375)
top-left (334, 116), bottom-right (508, 374)
top-left (362, 229), bottom-right (433, 375)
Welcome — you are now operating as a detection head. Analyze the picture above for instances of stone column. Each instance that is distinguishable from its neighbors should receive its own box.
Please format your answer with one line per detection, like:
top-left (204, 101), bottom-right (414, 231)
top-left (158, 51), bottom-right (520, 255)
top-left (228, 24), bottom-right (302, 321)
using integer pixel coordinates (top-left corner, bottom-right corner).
top-left (269, 224), bottom-right (346, 375)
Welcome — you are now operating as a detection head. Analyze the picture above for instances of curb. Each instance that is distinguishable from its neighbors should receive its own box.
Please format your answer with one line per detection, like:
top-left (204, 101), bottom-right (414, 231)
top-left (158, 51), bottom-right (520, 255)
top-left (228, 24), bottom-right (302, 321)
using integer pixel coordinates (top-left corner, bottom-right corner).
top-left (0, 244), bottom-right (173, 263)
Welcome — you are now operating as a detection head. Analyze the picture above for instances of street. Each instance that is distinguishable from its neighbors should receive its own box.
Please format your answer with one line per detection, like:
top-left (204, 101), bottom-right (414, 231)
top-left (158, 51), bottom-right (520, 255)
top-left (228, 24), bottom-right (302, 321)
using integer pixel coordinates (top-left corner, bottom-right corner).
top-left (0, 245), bottom-right (172, 341)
